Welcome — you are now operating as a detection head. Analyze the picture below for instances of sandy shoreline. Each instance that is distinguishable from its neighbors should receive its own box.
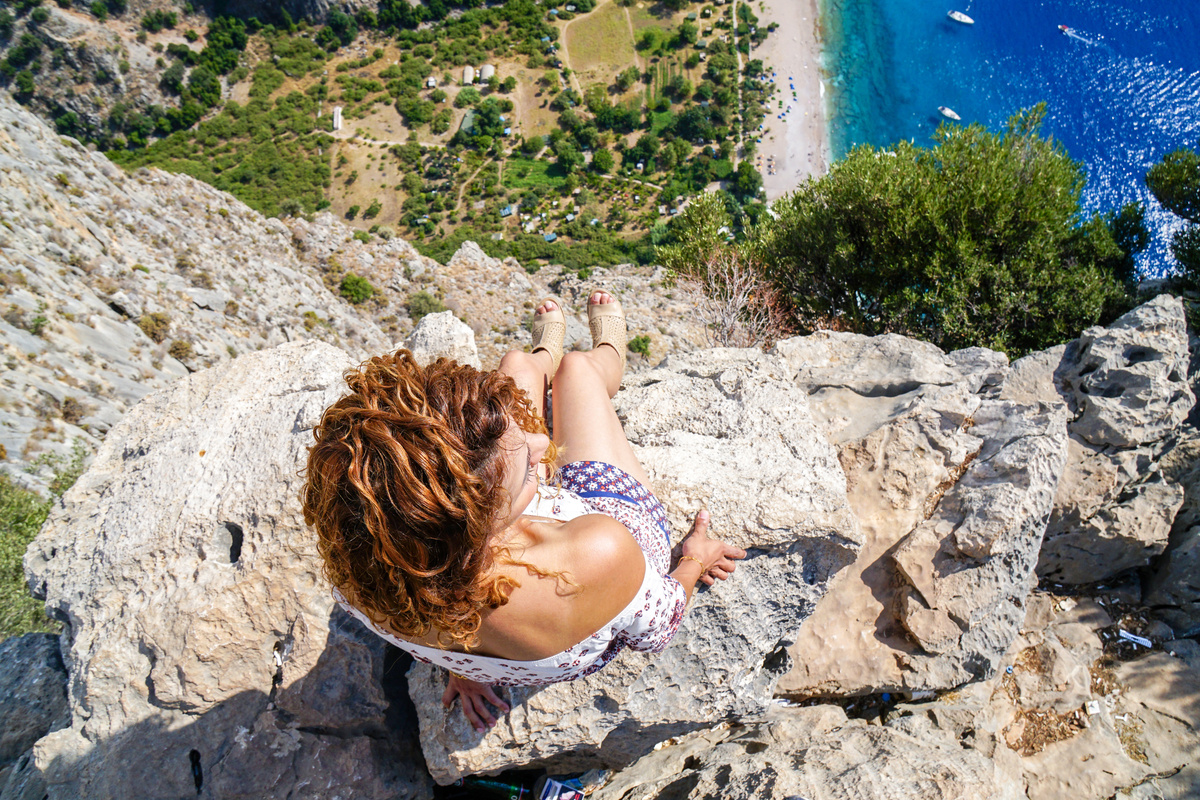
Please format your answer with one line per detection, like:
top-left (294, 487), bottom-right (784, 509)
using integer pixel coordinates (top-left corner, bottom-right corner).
top-left (750, 0), bottom-right (829, 201)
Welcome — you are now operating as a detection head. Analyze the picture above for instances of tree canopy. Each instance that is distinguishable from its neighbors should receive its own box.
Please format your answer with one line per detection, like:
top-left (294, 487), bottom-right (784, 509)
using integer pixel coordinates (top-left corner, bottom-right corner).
top-left (663, 106), bottom-right (1140, 357)
top-left (1147, 145), bottom-right (1200, 283)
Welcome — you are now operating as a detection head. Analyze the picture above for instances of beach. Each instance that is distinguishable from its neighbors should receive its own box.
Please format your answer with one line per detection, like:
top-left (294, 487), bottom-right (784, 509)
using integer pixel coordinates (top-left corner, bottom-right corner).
top-left (751, 0), bottom-right (828, 201)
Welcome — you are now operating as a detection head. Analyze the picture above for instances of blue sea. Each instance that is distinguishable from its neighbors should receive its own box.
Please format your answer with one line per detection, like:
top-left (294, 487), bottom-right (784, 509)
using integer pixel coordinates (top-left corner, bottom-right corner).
top-left (819, 0), bottom-right (1200, 274)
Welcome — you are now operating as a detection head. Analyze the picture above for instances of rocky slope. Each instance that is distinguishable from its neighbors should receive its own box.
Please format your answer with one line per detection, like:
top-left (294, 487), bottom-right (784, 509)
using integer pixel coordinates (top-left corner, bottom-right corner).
top-left (2, 85), bottom-right (1200, 800)
top-left (0, 92), bottom-right (702, 490)
top-left (4, 294), bottom-right (1198, 799)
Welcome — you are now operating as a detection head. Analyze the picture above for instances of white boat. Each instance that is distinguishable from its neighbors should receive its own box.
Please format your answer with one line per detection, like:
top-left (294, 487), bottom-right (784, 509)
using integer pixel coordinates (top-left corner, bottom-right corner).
top-left (938, 106), bottom-right (962, 120)
top-left (947, 10), bottom-right (974, 24)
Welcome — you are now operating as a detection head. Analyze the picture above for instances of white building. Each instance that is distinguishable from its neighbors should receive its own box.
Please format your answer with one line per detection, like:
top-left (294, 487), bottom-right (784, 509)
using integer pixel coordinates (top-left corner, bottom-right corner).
top-left (462, 65), bottom-right (476, 85)
top-left (479, 64), bottom-right (496, 82)
top-left (332, 106), bottom-right (343, 131)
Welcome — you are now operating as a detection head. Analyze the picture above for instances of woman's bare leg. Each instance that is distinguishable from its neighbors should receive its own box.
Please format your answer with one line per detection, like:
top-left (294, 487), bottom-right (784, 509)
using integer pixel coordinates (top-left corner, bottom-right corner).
top-left (551, 291), bottom-right (652, 488)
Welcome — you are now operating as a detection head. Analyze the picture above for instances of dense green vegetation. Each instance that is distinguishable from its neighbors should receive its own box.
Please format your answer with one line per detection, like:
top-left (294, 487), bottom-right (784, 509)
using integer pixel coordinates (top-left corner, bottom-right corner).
top-left (109, 59), bottom-right (334, 217)
top-left (661, 107), bottom-right (1143, 357)
top-left (1147, 145), bottom-right (1200, 284)
top-left (1, 442), bottom-right (87, 642)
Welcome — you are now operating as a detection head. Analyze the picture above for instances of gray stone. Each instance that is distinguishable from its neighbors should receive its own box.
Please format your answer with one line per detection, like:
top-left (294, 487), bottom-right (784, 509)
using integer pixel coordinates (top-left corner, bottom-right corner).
top-left (22, 342), bottom-right (431, 800)
top-left (407, 348), bottom-right (862, 784)
top-left (1145, 429), bottom-right (1200, 636)
top-left (591, 705), bottom-right (1024, 800)
top-left (1036, 296), bottom-right (1195, 584)
top-left (777, 330), bottom-right (1067, 698)
top-left (402, 311), bottom-right (482, 369)
top-left (1057, 295), bottom-right (1193, 449)
top-left (0, 634), bottom-right (68, 769)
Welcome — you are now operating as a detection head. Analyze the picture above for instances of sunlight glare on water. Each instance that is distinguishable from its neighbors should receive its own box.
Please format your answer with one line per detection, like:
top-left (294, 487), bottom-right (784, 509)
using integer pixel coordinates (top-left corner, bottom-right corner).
top-left (819, 0), bottom-right (1200, 273)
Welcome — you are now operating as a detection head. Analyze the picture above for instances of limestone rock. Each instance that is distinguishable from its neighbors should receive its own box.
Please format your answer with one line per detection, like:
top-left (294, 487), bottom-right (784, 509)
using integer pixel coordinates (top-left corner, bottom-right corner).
top-left (1145, 428), bottom-right (1200, 636)
top-left (22, 342), bottom-right (430, 800)
top-left (0, 95), bottom-right (391, 490)
top-left (402, 311), bottom-right (482, 369)
top-left (884, 592), bottom-right (1200, 800)
top-left (407, 347), bottom-right (862, 784)
top-left (591, 705), bottom-right (1024, 800)
top-left (1037, 296), bottom-right (1194, 584)
top-left (0, 634), bottom-right (68, 789)
top-left (1057, 295), bottom-right (1193, 449)
top-left (777, 330), bottom-right (1067, 698)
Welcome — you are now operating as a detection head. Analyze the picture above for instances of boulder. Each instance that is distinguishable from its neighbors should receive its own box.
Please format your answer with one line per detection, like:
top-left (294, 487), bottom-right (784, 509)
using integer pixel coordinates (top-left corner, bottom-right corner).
top-left (408, 347), bottom-right (862, 783)
top-left (0, 634), bottom-right (69, 793)
top-left (1145, 428), bottom-right (1200, 636)
top-left (775, 331), bottom-right (1068, 697)
top-left (22, 342), bottom-right (431, 800)
top-left (1056, 295), bottom-right (1193, 449)
top-left (402, 310), bottom-right (482, 369)
top-left (1037, 296), bottom-right (1194, 584)
top-left (590, 704), bottom-right (1025, 800)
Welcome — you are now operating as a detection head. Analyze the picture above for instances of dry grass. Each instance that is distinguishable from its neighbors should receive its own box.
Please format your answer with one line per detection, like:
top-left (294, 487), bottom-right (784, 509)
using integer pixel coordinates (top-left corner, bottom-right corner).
top-left (566, 1), bottom-right (637, 87)
top-left (1002, 707), bottom-right (1087, 756)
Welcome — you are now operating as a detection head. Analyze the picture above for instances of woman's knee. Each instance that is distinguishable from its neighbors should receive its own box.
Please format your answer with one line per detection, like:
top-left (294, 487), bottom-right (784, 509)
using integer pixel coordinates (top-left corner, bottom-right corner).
top-left (499, 350), bottom-right (540, 380)
top-left (554, 351), bottom-right (607, 387)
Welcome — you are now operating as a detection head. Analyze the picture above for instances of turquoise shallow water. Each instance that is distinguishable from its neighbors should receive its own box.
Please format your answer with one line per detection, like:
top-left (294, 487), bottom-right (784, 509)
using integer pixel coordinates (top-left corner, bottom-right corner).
top-left (819, 0), bottom-right (1200, 273)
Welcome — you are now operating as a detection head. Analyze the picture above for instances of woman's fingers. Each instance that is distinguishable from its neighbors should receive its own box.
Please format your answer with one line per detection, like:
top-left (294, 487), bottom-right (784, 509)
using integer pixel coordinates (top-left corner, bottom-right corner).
top-left (483, 684), bottom-right (511, 714)
top-left (442, 682), bottom-right (458, 709)
top-left (462, 697), bottom-right (486, 731)
top-left (690, 509), bottom-right (710, 538)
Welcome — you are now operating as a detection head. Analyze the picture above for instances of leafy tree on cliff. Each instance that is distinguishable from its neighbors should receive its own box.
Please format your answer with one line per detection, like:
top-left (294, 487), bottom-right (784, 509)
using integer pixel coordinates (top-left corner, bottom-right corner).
top-left (664, 106), bottom-right (1140, 357)
top-left (754, 106), bottom-right (1137, 355)
top-left (1146, 146), bottom-right (1200, 283)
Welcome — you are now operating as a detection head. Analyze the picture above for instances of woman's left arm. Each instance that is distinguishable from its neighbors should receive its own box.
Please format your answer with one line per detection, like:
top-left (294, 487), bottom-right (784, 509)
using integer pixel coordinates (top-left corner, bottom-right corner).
top-left (443, 673), bottom-right (511, 732)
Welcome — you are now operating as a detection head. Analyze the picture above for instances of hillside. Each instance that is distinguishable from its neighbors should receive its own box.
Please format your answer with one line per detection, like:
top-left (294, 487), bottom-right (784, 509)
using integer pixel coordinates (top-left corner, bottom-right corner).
top-left (1, 0), bottom-right (774, 261)
top-left (0, 91), bottom-right (703, 492)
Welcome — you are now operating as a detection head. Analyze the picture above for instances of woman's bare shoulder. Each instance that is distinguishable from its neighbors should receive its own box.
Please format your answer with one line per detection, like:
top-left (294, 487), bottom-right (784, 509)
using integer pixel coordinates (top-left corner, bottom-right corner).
top-left (559, 514), bottom-right (647, 599)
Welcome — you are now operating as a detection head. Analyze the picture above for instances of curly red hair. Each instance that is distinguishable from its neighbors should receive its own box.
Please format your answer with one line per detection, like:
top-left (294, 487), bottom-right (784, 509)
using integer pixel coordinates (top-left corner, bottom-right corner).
top-left (301, 350), bottom-right (554, 649)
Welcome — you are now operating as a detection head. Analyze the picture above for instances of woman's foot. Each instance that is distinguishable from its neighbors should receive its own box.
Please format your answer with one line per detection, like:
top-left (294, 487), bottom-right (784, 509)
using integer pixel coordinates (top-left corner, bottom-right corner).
top-left (530, 298), bottom-right (566, 378)
top-left (587, 291), bottom-right (626, 379)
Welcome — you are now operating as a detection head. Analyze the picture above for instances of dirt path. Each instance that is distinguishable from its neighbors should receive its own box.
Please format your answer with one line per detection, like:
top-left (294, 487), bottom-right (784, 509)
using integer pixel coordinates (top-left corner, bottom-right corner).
top-left (455, 158), bottom-right (493, 208)
top-left (622, 4), bottom-right (643, 75)
top-left (559, 0), bottom-right (611, 96)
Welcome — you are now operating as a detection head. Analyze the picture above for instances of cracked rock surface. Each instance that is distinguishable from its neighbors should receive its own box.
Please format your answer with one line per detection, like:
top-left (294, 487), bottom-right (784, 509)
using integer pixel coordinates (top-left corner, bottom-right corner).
top-left (22, 342), bottom-right (430, 800)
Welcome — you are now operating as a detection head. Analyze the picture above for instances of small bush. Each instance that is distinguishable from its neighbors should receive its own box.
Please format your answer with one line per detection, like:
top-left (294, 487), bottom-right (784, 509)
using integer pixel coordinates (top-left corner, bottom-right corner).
top-left (2, 441), bottom-right (88, 641)
top-left (137, 312), bottom-right (170, 343)
top-left (339, 272), bottom-right (376, 304)
top-left (168, 339), bottom-right (194, 360)
top-left (406, 290), bottom-right (446, 323)
top-left (628, 335), bottom-right (651, 357)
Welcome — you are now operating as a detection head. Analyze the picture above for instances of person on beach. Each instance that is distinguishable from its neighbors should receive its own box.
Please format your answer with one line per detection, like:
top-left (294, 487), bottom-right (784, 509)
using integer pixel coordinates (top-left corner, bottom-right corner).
top-left (301, 291), bottom-right (746, 731)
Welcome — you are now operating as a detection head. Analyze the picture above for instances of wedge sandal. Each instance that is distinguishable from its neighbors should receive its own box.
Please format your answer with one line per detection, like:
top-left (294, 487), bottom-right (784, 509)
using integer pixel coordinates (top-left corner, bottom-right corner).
top-left (588, 296), bottom-right (627, 375)
top-left (530, 297), bottom-right (566, 376)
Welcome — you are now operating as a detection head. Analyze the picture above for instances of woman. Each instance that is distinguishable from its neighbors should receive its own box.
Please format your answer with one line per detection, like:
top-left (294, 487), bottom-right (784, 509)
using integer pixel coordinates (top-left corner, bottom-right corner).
top-left (302, 291), bottom-right (745, 732)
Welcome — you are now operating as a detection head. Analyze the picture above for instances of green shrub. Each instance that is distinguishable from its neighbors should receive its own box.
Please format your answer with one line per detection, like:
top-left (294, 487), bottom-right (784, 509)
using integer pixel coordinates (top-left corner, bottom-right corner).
top-left (339, 272), bottom-right (376, 304)
top-left (1, 441), bottom-right (88, 641)
top-left (406, 290), bottom-right (446, 322)
top-left (168, 339), bottom-right (193, 360)
top-left (352, 230), bottom-right (370, 243)
top-left (137, 312), bottom-right (170, 343)
top-left (628, 335), bottom-right (651, 357)
top-left (665, 106), bottom-right (1136, 357)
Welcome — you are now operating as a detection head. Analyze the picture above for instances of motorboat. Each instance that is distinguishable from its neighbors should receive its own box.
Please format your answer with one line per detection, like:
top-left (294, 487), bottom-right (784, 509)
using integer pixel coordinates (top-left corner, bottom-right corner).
top-left (948, 10), bottom-right (974, 24)
top-left (938, 106), bottom-right (962, 120)
top-left (1059, 24), bottom-right (1070, 33)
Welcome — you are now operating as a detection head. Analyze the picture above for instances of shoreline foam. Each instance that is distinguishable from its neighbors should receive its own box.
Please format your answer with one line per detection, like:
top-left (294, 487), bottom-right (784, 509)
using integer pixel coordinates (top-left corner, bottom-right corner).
top-left (752, 0), bottom-right (829, 202)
